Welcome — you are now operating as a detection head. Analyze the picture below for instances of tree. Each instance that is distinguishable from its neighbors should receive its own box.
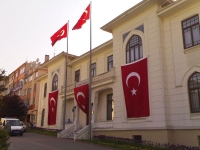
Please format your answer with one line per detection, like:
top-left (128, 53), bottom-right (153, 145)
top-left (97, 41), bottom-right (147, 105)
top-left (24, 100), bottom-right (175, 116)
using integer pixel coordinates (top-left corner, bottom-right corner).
top-left (0, 69), bottom-right (7, 108)
top-left (0, 128), bottom-right (10, 150)
top-left (0, 95), bottom-right (27, 120)
top-left (0, 69), bottom-right (7, 93)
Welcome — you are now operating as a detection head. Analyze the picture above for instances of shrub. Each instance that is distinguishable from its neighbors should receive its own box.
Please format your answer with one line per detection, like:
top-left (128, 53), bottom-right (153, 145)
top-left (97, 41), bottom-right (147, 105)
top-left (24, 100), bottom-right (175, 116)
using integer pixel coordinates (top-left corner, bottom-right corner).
top-left (0, 128), bottom-right (10, 150)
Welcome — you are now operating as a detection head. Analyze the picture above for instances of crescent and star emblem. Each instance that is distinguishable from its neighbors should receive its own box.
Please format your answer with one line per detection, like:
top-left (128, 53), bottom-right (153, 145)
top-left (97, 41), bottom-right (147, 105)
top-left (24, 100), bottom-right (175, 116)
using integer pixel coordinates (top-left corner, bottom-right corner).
top-left (77, 92), bottom-right (85, 109)
top-left (82, 10), bottom-right (88, 21)
top-left (59, 30), bottom-right (65, 37)
top-left (50, 97), bottom-right (56, 112)
top-left (126, 72), bottom-right (141, 95)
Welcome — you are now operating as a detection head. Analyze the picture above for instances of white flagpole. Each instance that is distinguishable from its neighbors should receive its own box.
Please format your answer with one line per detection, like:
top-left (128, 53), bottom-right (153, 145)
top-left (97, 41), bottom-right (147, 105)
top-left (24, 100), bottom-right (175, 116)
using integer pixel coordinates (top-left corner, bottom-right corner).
top-left (88, 1), bottom-right (92, 140)
top-left (63, 21), bottom-right (69, 130)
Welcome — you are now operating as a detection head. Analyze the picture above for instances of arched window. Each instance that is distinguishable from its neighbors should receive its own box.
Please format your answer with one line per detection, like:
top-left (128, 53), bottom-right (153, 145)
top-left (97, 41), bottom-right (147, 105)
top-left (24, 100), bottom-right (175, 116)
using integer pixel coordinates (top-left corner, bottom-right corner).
top-left (188, 72), bottom-right (200, 113)
top-left (52, 74), bottom-right (58, 91)
top-left (126, 35), bottom-right (143, 63)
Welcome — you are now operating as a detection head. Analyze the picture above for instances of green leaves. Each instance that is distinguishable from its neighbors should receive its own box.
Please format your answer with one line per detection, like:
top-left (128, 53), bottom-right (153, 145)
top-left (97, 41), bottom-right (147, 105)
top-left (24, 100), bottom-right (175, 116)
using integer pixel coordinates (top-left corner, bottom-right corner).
top-left (0, 95), bottom-right (27, 120)
top-left (0, 128), bottom-right (10, 150)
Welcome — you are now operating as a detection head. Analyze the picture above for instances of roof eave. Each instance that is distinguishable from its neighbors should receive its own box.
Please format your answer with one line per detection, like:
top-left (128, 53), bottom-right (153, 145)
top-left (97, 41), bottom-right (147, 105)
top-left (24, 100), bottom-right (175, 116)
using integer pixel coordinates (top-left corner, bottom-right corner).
top-left (101, 0), bottom-right (151, 33)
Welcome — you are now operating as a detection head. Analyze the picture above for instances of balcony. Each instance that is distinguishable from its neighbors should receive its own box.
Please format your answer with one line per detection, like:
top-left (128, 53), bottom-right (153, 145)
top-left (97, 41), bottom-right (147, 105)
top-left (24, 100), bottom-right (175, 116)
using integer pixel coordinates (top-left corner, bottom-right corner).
top-left (61, 67), bottom-right (115, 96)
top-left (29, 104), bottom-right (35, 110)
top-left (12, 85), bottom-right (23, 92)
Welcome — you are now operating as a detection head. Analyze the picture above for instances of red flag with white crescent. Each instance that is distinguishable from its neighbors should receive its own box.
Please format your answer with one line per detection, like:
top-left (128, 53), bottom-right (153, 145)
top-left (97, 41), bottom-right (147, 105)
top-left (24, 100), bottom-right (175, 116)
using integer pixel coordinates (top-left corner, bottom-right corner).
top-left (50, 23), bottom-right (68, 46)
top-left (74, 84), bottom-right (89, 114)
top-left (121, 57), bottom-right (150, 118)
top-left (48, 90), bottom-right (58, 125)
top-left (72, 4), bottom-right (90, 30)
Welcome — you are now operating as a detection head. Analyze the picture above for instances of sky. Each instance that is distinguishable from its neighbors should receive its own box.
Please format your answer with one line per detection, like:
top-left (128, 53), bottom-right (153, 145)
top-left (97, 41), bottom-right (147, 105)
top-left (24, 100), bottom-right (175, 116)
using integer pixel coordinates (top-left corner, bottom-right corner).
top-left (0, 0), bottom-right (142, 75)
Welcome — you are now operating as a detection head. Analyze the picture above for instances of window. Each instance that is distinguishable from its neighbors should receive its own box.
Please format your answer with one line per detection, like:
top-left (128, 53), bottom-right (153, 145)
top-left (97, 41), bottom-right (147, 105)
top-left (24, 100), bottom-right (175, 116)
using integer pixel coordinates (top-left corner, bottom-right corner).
top-left (52, 74), bottom-right (58, 91)
top-left (132, 135), bottom-right (142, 143)
top-left (27, 88), bottom-right (31, 94)
top-left (107, 94), bottom-right (114, 120)
top-left (24, 89), bottom-right (26, 95)
top-left (29, 75), bottom-right (32, 81)
top-left (20, 67), bottom-right (25, 74)
top-left (126, 35), bottom-right (143, 63)
top-left (15, 72), bottom-right (18, 77)
top-left (24, 78), bottom-right (27, 84)
top-left (35, 72), bottom-right (38, 78)
top-left (188, 72), bottom-right (200, 113)
top-left (34, 84), bottom-right (36, 91)
top-left (198, 136), bottom-right (200, 147)
top-left (182, 15), bottom-right (200, 49)
top-left (107, 55), bottom-right (113, 71)
top-left (75, 70), bottom-right (80, 82)
top-left (19, 80), bottom-right (23, 87)
top-left (44, 83), bottom-right (47, 97)
top-left (91, 63), bottom-right (96, 76)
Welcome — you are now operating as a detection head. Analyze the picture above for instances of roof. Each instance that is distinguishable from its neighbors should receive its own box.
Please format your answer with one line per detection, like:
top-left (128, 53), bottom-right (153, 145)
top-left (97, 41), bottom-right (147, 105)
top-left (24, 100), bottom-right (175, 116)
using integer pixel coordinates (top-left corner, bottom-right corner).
top-left (69, 39), bottom-right (113, 66)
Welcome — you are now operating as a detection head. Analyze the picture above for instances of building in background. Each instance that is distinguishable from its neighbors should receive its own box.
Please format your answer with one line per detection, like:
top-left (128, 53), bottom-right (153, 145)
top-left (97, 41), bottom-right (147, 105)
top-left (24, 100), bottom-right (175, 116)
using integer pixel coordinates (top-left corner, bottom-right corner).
top-left (21, 58), bottom-right (48, 124)
top-left (12, 62), bottom-right (27, 96)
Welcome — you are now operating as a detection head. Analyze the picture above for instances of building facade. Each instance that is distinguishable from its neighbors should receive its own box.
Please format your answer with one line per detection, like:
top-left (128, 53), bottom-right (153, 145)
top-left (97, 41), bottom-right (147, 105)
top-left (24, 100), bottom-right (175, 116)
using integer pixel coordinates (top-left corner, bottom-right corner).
top-left (35, 0), bottom-right (200, 147)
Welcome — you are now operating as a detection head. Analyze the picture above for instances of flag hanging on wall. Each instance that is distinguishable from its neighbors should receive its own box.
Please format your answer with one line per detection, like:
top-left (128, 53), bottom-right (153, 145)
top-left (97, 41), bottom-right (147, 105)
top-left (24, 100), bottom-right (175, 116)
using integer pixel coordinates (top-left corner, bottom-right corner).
top-left (72, 4), bottom-right (90, 30)
top-left (121, 57), bottom-right (150, 118)
top-left (48, 90), bottom-right (58, 125)
top-left (74, 84), bottom-right (89, 114)
top-left (50, 23), bottom-right (68, 46)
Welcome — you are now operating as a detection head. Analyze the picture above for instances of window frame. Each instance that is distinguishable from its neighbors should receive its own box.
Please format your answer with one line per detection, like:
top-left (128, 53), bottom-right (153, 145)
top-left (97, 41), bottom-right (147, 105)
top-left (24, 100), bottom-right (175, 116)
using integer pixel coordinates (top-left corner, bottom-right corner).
top-left (44, 83), bottom-right (47, 97)
top-left (107, 94), bottom-right (113, 121)
top-left (107, 55), bottom-right (113, 71)
top-left (182, 14), bottom-right (200, 49)
top-left (188, 72), bottom-right (200, 113)
top-left (52, 74), bottom-right (58, 91)
top-left (91, 63), bottom-right (96, 76)
top-left (126, 35), bottom-right (143, 64)
top-left (34, 84), bottom-right (36, 91)
top-left (75, 70), bottom-right (80, 82)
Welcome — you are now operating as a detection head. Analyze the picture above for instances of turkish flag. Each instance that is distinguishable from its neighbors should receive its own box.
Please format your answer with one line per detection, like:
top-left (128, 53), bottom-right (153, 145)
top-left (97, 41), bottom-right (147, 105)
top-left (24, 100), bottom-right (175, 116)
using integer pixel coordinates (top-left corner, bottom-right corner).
top-left (48, 90), bottom-right (58, 125)
top-left (50, 23), bottom-right (68, 46)
top-left (74, 84), bottom-right (89, 115)
top-left (72, 4), bottom-right (90, 30)
top-left (121, 58), bottom-right (150, 118)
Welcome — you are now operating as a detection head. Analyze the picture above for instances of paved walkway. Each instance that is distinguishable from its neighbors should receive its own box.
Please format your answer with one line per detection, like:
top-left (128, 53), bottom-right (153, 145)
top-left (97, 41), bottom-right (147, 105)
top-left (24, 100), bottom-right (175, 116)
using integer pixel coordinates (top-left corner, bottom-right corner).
top-left (8, 132), bottom-right (114, 150)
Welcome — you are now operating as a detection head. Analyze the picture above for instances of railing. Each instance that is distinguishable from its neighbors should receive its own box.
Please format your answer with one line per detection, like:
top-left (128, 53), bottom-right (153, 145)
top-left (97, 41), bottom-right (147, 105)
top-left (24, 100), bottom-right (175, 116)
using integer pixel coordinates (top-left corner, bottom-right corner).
top-left (93, 122), bottom-right (113, 129)
top-left (61, 67), bottom-right (115, 95)
top-left (57, 124), bottom-right (75, 138)
top-left (74, 125), bottom-right (89, 140)
top-left (12, 85), bottom-right (23, 92)
top-left (92, 67), bottom-right (115, 86)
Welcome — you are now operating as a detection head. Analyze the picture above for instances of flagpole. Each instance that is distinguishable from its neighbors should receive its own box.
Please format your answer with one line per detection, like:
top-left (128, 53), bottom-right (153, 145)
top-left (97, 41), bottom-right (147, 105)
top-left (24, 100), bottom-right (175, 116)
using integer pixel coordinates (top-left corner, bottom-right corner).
top-left (63, 21), bottom-right (69, 130)
top-left (88, 1), bottom-right (92, 140)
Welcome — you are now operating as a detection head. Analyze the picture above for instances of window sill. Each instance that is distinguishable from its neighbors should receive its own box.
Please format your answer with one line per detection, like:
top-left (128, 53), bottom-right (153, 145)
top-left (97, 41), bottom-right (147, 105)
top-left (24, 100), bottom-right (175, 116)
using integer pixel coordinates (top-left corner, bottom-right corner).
top-left (126, 116), bottom-right (151, 122)
top-left (184, 44), bottom-right (200, 54)
top-left (190, 113), bottom-right (200, 120)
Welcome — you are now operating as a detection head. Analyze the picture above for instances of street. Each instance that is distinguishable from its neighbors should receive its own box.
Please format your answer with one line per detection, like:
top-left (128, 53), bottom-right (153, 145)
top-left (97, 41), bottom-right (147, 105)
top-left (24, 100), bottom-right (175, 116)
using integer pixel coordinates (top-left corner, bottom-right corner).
top-left (8, 132), bottom-right (113, 150)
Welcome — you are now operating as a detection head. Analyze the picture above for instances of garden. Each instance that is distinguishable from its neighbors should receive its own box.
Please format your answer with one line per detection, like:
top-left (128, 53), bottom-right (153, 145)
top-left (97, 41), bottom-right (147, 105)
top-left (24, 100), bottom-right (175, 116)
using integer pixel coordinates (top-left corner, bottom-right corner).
top-left (81, 135), bottom-right (200, 150)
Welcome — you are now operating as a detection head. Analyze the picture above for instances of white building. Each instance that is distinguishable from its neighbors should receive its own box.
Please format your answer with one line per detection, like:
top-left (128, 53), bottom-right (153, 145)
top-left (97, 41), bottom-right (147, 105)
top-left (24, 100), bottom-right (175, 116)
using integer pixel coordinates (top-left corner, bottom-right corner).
top-left (36, 0), bottom-right (200, 147)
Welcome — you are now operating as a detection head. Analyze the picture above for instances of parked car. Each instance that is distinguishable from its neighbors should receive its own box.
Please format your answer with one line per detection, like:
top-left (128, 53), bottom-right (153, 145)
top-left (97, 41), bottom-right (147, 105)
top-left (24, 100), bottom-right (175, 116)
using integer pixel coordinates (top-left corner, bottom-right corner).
top-left (0, 118), bottom-right (23, 136)
top-left (20, 121), bottom-right (27, 132)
